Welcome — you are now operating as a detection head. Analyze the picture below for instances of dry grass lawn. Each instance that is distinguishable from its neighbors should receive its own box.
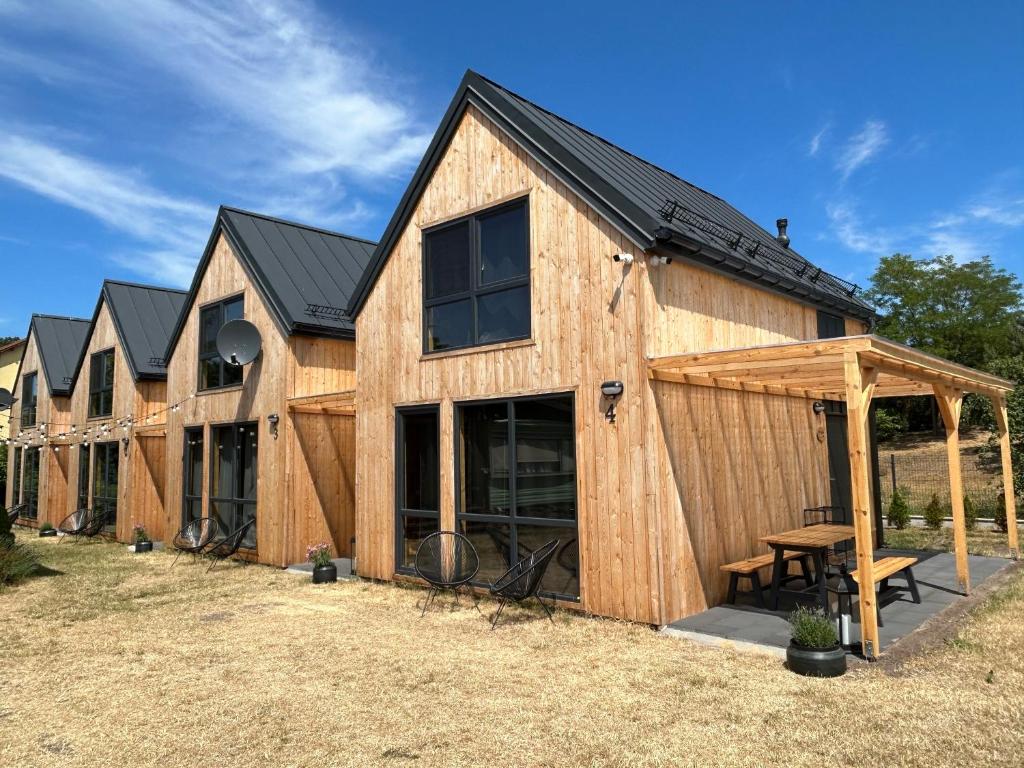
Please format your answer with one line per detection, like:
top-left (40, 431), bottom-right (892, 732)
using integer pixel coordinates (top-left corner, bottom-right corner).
top-left (2, 531), bottom-right (1023, 768)
top-left (886, 525), bottom-right (1024, 558)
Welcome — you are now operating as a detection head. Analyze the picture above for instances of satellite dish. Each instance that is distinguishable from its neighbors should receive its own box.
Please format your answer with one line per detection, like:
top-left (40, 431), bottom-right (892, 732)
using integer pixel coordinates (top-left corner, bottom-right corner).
top-left (216, 319), bottom-right (262, 366)
top-left (0, 388), bottom-right (11, 410)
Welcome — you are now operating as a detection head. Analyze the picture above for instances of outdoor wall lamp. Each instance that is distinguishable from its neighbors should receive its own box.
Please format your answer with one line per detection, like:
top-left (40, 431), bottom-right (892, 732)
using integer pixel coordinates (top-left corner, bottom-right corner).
top-left (812, 400), bottom-right (826, 415)
top-left (601, 380), bottom-right (624, 423)
top-left (267, 413), bottom-right (280, 439)
top-left (121, 436), bottom-right (130, 455)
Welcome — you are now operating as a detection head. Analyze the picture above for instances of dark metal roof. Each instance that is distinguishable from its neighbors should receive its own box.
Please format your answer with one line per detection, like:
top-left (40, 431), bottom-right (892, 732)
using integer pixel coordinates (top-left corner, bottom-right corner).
top-left (70, 280), bottom-right (188, 386)
top-left (347, 70), bottom-right (875, 321)
top-left (165, 206), bottom-right (377, 361)
top-left (25, 315), bottom-right (91, 396)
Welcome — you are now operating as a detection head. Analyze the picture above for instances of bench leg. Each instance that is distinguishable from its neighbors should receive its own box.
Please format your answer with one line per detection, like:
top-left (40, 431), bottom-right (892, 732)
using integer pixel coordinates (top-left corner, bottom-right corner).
top-left (904, 567), bottom-right (921, 604)
top-left (726, 573), bottom-right (739, 605)
top-left (799, 555), bottom-right (813, 587)
top-left (750, 571), bottom-right (765, 609)
top-left (875, 585), bottom-right (884, 627)
top-left (769, 548), bottom-right (785, 611)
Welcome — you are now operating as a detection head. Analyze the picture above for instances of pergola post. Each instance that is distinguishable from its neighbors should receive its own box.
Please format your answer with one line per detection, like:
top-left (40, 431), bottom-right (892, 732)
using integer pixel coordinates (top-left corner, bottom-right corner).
top-left (934, 385), bottom-right (970, 593)
top-left (843, 352), bottom-right (880, 659)
top-left (991, 396), bottom-right (1019, 559)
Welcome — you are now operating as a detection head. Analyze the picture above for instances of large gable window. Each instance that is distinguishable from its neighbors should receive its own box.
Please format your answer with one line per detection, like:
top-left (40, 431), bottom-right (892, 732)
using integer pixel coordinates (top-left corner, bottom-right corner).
top-left (89, 349), bottom-right (115, 418)
top-left (422, 199), bottom-right (530, 353)
top-left (21, 372), bottom-right (37, 427)
top-left (198, 296), bottom-right (244, 391)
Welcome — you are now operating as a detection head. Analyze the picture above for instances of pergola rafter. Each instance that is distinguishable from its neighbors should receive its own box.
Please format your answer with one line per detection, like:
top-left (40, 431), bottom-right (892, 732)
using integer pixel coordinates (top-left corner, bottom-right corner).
top-left (286, 389), bottom-right (356, 416)
top-left (648, 334), bottom-right (1017, 659)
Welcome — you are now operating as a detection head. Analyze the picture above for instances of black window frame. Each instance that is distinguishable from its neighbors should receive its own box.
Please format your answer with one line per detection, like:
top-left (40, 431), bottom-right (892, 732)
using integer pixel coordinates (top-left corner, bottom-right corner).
top-left (182, 426), bottom-right (204, 527)
top-left (394, 405), bottom-right (441, 575)
top-left (817, 310), bottom-right (846, 339)
top-left (77, 444), bottom-right (90, 510)
top-left (455, 392), bottom-right (579, 601)
top-left (88, 348), bottom-right (115, 418)
top-left (209, 421), bottom-right (257, 549)
top-left (11, 446), bottom-right (22, 510)
top-left (21, 447), bottom-right (40, 520)
top-left (421, 197), bottom-right (531, 354)
top-left (93, 441), bottom-right (119, 532)
top-left (198, 294), bottom-right (245, 391)
top-left (21, 371), bottom-right (38, 427)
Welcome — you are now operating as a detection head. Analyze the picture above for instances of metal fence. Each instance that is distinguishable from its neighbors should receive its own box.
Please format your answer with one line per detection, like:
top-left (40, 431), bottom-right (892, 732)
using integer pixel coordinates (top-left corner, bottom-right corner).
top-left (879, 445), bottom-right (1003, 518)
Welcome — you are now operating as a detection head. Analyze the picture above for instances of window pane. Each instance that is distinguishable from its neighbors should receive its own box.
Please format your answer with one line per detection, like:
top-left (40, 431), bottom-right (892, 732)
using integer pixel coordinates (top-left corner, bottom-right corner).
top-left (397, 515), bottom-right (439, 570)
top-left (401, 411), bottom-right (438, 512)
top-left (240, 503), bottom-right (257, 548)
top-left (479, 203), bottom-right (528, 285)
top-left (460, 519), bottom-right (512, 583)
top-left (223, 359), bottom-right (243, 387)
top-left (424, 222), bottom-right (470, 299)
top-left (516, 525), bottom-right (579, 598)
top-left (426, 299), bottom-right (472, 352)
top-left (460, 402), bottom-right (510, 516)
top-left (11, 448), bottom-right (21, 504)
top-left (103, 351), bottom-right (115, 388)
top-left (514, 398), bottom-right (576, 520)
top-left (477, 285), bottom-right (530, 344)
top-left (78, 446), bottom-right (90, 509)
top-left (185, 431), bottom-right (203, 496)
top-left (199, 307), bottom-right (220, 354)
top-left (224, 297), bottom-right (244, 323)
top-left (239, 425), bottom-right (258, 501)
top-left (212, 426), bottom-right (236, 500)
top-left (210, 500), bottom-right (235, 535)
top-left (199, 358), bottom-right (221, 390)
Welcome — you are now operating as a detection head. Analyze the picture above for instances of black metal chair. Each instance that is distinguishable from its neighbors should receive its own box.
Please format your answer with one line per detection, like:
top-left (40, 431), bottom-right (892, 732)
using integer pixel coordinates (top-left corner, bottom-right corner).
top-left (414, 531), bottom-right (480, 616)
top-left (488, 539), bottom-right (560, 629)
top-left (7, 504), bottom-right (26, 525)
top-left (205, 519), bottom-right (255, 572)
top-left (80, 509), bottom-right (107, 540)
top-left (57, 508), bottom-right (93, 542)
top-left (171, 517), bottom-right (220, 567)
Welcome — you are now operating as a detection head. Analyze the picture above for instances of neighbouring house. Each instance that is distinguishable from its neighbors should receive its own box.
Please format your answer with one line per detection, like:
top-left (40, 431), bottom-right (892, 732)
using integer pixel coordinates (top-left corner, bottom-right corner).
top-left (345, 70), bottom-right (1016, 656)
top-left (63, 280), bottom-right (187, 543)
top-left (160, 206), bottom-right (374, 566)
top-left (1, 337), bottom-right (26, 501)
top-left (5, 315), bottom-right (90, 527)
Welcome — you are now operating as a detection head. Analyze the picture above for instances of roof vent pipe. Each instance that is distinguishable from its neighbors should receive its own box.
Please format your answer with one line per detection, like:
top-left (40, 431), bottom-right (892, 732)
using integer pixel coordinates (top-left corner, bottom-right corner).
top-left (776, 218), bottom-right (790, 248)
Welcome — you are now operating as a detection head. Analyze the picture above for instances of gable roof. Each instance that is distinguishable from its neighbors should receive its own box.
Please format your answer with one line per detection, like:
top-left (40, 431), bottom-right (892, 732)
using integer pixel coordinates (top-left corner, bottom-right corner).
top-left (70, 280), bottom-right (188, 386)
top-left (0, 337), bottom-right (25, 356)
top-left (165, 206), bottom-right (377, 361)
top-left (347, 70), bottom-right (875, 322)
top-left (24, 315), bottom-right (91, 397)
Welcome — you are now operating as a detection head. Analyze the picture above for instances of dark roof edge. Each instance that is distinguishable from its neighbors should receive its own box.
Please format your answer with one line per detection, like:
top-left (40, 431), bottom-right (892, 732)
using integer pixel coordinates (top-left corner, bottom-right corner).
top-left (220, 205), bottom-right (378, 245)
top-left (23, 314), bottom-right (90, 396)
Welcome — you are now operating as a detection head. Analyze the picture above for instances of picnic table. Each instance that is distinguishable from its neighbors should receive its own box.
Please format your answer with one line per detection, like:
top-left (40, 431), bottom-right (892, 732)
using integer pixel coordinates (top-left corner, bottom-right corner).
top-left (760, 524), bottom-right (855, 610)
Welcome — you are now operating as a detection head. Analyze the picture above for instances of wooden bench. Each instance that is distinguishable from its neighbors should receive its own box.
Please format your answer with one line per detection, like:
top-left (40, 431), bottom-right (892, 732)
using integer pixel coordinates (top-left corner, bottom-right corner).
top-left (845, 556), bottom-right (921, 626)
top-left (721, 551), bottom-right (812, 608)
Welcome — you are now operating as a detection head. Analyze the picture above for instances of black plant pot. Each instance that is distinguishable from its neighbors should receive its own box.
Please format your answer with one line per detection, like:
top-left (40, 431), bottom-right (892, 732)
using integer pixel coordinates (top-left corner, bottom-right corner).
top-left (312, 563), bottom-right (337, 584)
top-left (135, 541), bottom-right (154, 553)
top-left (39, 528), bottom-right (58, 538)
top-left (786, 642), bottom-right (847, 677)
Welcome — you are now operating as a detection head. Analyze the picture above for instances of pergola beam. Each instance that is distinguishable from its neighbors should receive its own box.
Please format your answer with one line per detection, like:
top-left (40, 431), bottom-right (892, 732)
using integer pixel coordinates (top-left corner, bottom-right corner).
top-left (934, 385), bottom-right (970, 593)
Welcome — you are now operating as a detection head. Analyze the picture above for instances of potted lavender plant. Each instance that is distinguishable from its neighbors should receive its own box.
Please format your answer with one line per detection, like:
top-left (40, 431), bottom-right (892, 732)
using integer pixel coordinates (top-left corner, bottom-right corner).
top-left (307, 542), bottom-right (336, 583)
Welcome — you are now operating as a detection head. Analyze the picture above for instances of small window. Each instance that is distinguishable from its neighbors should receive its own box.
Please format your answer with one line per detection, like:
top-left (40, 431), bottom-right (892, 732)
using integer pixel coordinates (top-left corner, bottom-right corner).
top-left (89, 349), bottom-right (115, 418)
top-left (77, 445), bottom-right (90, 510)
top-left (395, 407), bottom-right (441, 572)
top-left (198, 296), bottom-right (244, 390)
top-left (21, 372), bottom-right (37, 427)
top-left (22, 448), bottom-right (40, 520)
top-left (817, 311), bottom-right (846, 339)
top-left (183, 427), bottom-right (204, 525)
top-left (11, 447), bottom-right (22, 509)
top-left (423, 199), bottom-right (530, 353)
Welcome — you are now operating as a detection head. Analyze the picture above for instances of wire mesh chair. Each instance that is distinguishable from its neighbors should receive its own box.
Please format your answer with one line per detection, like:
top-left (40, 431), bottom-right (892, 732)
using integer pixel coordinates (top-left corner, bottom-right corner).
top-left (7, 504), bottom-right (26, 525)
top-left (80, 509), bottom-right (107, 540)
top-left (205, 519), bottom-right (255, 572)
top-left (488, 539), bottom-right (560, 629)
top-left (170, 517), bottom-right (220, 567)
top-left (57, 508), bottom-right (93, 542)
top-left (414, 531), bottom-right (481, 616)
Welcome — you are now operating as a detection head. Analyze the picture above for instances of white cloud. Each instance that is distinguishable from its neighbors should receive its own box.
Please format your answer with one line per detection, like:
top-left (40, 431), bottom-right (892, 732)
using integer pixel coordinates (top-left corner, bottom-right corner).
top-left (808, 123), bottom-right (829, 157)
top-left (825, 201), bottom-right (894, 254)
top-left (0, 132), bottom-right (210, 284)
top-left (836, 120), bottom-right (889, 181)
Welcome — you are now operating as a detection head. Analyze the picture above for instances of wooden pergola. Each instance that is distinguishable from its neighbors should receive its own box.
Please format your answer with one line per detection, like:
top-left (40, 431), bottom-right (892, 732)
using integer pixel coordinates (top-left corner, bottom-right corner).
top-left (286, 390), bottom-right (356, 417)
top-left (649, 334), bottom-right (1017, 659)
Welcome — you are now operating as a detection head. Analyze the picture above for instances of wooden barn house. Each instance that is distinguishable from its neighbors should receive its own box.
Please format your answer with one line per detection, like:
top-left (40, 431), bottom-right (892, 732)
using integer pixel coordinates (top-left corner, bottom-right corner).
top-left (64, 280), bottom-right (187, 543)
top-left (160, 206), bottom-right (374, 566)
top-left (5, 314), bottom-right (90, 527)
top-left (345, 70), bottom-right (1016, 656)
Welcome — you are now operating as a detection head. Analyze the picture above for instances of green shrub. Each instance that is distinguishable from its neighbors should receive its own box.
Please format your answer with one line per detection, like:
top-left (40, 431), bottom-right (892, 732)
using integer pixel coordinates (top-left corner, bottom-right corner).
top-left (0, 542), bottom-right (38, 586)
top-left (992, 492), bottom-right (1017, 533)
top-left (875, 407), bottom-right (908, 442)
top-left (789, 606), bottom-right (838, 649)
top-left (924, 493), bottom-right (945, 530)
top-left (963, 495), bottom-right (978, 531)
top-left (887, 488), bottom-right (912, 530)
top-left (0, 506), bottom-right (12, 548)
top-left (39, 521), bottom-right (54, 532)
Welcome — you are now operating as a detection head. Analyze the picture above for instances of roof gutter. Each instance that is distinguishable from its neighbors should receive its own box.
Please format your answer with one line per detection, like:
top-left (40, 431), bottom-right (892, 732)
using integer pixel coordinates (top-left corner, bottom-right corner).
top-left (652, 227), bottom-right (876, 323)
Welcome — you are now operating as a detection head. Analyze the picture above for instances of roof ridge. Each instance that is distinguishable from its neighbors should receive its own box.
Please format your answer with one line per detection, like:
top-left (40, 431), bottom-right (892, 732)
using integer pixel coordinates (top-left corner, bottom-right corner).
top-left (219, 205), bottom-right (378, 246)
top-left (472, 71), bottom-right (737, 209)
top-left (32, 313), bottom-right (90, 323)
top-left (103, 278), bottom-right (187, 295)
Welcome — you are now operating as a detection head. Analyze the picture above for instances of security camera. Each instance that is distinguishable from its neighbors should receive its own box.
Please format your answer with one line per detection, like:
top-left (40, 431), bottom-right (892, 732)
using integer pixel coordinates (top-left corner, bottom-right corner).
top-left (612, 253), bottom-right (634, 264)
top-left (647, 255), bottom-right (674, 267)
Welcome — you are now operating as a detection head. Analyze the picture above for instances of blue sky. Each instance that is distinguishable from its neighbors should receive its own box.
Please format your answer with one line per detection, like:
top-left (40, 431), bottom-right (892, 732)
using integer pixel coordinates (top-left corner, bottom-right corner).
top-left (1, 1), bottom-right (1021, 335)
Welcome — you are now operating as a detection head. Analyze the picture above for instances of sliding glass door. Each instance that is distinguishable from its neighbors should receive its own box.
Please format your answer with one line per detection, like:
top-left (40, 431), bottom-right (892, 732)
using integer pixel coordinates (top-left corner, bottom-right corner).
top-left (93, 442), bottom-right (119, 531)
top-left (210, 423), bottom-right (257, 549)
top-left (457, 394), bottom-right (579, 600)
top-left (395, 407), bottom-right (441, 572)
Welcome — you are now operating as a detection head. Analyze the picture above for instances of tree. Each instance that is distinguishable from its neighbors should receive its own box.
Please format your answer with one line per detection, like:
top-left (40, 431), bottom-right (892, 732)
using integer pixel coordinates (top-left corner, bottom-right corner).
top-left (887, 487), bottom-right (911, 529)
top-left (924, 493), bottom-right (945, 530)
